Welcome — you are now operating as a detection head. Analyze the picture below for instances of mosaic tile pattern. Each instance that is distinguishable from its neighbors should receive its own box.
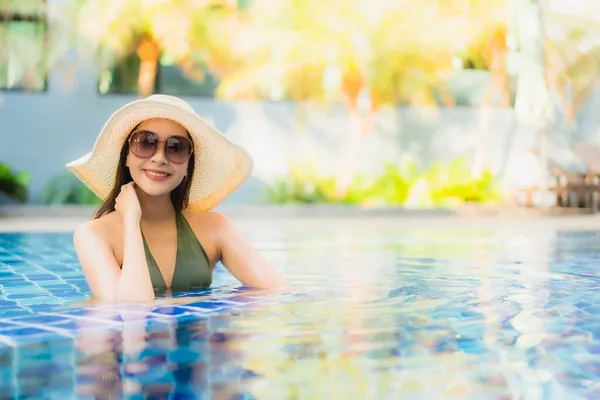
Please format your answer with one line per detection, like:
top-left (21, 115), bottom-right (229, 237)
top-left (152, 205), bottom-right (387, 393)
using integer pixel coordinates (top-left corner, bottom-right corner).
top-left (0, 229), bottom-right (600, 398)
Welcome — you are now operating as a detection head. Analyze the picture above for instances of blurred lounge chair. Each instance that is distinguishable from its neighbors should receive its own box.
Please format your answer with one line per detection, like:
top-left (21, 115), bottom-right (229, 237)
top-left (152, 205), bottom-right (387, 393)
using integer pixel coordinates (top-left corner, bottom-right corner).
top-left (551, 142), bottom-right (600, 211)
top-left (548, 159), bottom-right (594, 210)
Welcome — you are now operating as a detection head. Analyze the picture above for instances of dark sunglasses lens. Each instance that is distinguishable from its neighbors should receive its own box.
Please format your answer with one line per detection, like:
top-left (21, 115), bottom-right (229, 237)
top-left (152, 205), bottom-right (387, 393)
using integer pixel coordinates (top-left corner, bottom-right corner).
top-left (165, 137), bottom-right (192, 163)
top-left (131, 131), bottom-right (158, 158)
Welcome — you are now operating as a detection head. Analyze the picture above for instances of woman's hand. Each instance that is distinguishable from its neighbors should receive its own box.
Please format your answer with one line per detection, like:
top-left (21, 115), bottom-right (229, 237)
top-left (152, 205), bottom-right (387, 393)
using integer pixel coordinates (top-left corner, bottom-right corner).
top-left (115, 182), bottom-right (142, 224)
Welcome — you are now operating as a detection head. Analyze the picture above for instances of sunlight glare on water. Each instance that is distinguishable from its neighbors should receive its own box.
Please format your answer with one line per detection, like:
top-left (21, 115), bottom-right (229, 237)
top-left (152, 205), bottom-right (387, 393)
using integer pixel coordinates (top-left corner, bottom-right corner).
top-left (0, 225), bottom-right (599, 399)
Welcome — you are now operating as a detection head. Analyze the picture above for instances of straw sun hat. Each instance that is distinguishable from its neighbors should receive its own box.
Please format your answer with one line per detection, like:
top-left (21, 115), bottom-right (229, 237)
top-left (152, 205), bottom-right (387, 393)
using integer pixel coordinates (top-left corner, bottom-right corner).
top-left (66, 94), bottom-right (253, 211)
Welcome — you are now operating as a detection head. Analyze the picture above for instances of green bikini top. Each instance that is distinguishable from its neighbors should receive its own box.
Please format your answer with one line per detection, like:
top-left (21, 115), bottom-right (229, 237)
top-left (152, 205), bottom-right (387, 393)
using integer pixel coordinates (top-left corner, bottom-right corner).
top-left (141, 211), bottom-right (212, 295)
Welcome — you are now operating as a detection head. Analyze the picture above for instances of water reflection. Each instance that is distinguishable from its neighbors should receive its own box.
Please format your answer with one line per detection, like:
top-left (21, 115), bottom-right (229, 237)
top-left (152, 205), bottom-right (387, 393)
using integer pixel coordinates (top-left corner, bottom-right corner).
top-left (71, 306), bottom-right (259, 398)
top-left (0, 227), bottom-right (599, 398)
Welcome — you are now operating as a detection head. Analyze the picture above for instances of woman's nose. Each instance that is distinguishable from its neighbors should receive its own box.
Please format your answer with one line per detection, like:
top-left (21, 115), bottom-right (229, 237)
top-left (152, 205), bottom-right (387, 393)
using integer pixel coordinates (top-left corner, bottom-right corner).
top-left (150, 143), bottom-right (168, 164)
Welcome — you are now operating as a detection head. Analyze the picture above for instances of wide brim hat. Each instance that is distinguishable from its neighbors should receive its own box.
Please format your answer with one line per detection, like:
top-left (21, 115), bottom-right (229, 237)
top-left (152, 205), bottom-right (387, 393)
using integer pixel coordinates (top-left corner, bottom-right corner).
top-left (66, 94), bottom-right (253, 211)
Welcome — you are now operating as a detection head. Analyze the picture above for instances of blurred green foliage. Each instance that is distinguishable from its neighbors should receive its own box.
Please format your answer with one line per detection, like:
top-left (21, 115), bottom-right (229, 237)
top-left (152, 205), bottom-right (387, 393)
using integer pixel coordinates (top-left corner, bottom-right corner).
top-left (5, 158), bottom-right (503, 208)
top-left (0, 162), bottom-right (30, 203)
top-left (265, 156), bottom-right (504, 207)
top-left (39, 172), bottom-right (101, 205)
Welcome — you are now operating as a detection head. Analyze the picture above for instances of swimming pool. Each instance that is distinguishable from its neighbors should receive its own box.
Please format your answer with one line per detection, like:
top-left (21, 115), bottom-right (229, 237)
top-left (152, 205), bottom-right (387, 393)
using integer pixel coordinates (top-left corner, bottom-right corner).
top-left (0, 223), bottom-right (599, 399)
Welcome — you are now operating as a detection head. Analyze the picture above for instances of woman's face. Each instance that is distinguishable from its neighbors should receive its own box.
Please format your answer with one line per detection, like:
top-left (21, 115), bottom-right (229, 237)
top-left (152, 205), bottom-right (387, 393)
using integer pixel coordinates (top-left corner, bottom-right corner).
top-left (125, 118), bottom-right (193, 198)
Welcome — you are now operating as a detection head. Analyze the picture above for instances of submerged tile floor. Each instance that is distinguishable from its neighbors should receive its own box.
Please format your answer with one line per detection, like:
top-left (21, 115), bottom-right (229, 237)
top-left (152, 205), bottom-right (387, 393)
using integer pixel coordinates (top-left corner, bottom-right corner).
top-left (0, 224), bottom-right (600, 399)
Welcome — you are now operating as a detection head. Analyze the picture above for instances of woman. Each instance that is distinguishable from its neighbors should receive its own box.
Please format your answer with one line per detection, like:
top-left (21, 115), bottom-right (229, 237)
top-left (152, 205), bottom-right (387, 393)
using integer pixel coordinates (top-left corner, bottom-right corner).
top-left (67, 94), bottom-right (289, 303)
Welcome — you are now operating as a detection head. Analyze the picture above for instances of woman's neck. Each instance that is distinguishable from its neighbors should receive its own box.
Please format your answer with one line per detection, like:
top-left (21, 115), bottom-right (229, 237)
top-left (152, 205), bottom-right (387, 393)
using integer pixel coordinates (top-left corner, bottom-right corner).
top-left (135, 187), bottom-right (176, 223)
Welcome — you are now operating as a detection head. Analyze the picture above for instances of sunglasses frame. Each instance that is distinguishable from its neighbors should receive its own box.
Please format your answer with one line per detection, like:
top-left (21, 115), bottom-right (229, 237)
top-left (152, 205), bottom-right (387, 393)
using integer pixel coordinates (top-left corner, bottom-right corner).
top-left (128, 129), bottom-right (194, 164)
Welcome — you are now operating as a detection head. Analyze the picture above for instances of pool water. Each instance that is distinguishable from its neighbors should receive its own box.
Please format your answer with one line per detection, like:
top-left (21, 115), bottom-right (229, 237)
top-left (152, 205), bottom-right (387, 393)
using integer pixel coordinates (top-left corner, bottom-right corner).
top-left (0, 226), bottom-right (599, 399)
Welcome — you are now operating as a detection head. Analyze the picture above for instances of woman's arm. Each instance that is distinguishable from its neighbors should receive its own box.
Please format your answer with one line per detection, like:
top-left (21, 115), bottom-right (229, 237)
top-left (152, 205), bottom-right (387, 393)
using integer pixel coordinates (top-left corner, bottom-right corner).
top-left (73, 220), bottom-right (156, 303)
top-left (212, 213), bottom-right (291, 290)
top-left (73, 182), bottom-right (155, 303)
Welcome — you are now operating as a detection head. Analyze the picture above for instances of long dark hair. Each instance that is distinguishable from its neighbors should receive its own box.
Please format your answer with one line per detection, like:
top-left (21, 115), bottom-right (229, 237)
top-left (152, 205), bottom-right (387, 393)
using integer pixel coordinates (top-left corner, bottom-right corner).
top-left (93, 130), bottom-right (195, 219)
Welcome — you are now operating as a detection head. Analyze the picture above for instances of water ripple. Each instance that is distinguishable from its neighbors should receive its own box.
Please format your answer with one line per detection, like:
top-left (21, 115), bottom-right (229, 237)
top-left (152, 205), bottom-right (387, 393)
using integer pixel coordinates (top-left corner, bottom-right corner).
top-left (0, 226), bottom-right (598, 398)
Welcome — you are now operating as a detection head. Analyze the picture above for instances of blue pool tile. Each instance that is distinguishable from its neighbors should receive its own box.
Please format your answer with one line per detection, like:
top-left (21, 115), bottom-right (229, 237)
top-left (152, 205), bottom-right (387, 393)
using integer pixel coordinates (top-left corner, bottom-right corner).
top-left (53, 295), bottom-right (86, 303)
top-left (47, 309), bottom-right (144, 326)
top-left (23, 274), bottom-right (60, 281)
top-left (43, 265), bottom-right (71, 271)
top-left (0, 255), bottom-right (31, 269)
top-left (51, 310), bottom-right (121, 322)
top-left (151, 306), bottom-right (195, 317)
top-left (0, 255), bottom-right (21, 261)
top-left (0, 321), bottom-right (22, 331)
top-left (0, 258), bottom-right (26, 264)
top-left (230, 296), bottom-right (264, 305)
top-left (584, 306), bottom-right (600, 315)
top-left (0, 306), bottom-right (23, 316)
top-left (52, 308), bottom-right (98, 316)
top-left (6, 293), bottom-right (45, 300)
top-left (168, 348), bottom-right (202, 364)
top-left (10, 314), bottom-right (70, 325)
top-left (27, 304), bottom-right (64, 313)
top-left (585, 343), bottom-right (600, 354)
top-left (575, 301), bottom-right (593, 310)
top-left (0, 310), bottom-right (33, 320)
top-left (455, 337), bottom-right (487, 354)
top-left (16, 298), bottom-right (63, 308)
top-left (40, 284), bottom-right (76, 290)
top-left (0, 327), bottom-right (60, 341)
top-left (6, 252), bottom-right (34, 258)
top-left (62, 277), bottom-right (87, 282)
top-left (47, 319), bottom-right (81, 331)
top-left (584, 324), bottom-right (600, 339)
top-left (1, 286), bottom-right (41, 293)
top-left (180, 300), bottom-right (236, 311)
top-left (48, 290), bottom-right (80, 297)
top-left (144, 318), bottom-right (177, 333)
top-left (459, 310), bottom-right (482, 319)
top-left (0, 279), bottom-right (29, 286)
top-left (63, 321), bottom-right (121, 334)
top-left (59, 272), bottom-right (84, 279)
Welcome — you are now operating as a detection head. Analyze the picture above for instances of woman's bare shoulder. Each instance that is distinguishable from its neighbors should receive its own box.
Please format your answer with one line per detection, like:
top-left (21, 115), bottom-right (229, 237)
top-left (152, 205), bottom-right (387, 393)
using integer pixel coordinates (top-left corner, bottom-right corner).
top-left (180, 210), bottom-right (236, 245)
top-left (182, 209), bottom-right (230, 229)
top-left (73, 212), bottom-right (122, 246)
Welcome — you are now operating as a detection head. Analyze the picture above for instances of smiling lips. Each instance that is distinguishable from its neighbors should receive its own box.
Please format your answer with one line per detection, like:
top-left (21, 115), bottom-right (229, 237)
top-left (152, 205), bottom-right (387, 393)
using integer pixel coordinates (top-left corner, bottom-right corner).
top-left (143, 169), bottom-right (172, 182)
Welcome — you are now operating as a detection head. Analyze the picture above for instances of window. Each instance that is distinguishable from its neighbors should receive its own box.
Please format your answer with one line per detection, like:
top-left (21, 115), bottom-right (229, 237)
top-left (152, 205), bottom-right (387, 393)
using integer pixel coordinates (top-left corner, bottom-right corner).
top-left (157, 56), bottom-right (220, 97)
top-left (0, 0), bottom-right (47, 92)
top-left (98, 50), bottom-right (220, 98)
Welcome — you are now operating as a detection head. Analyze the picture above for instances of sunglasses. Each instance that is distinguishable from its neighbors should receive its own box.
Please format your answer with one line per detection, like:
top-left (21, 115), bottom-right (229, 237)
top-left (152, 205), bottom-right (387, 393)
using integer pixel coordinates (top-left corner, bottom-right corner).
top-left (128, 130), bottom-right (194, 164)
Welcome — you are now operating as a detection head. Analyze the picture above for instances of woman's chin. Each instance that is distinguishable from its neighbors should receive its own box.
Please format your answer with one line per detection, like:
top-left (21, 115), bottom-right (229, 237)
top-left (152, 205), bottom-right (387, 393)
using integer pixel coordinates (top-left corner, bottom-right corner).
top-left (133, 181), bottom-right (175, 198)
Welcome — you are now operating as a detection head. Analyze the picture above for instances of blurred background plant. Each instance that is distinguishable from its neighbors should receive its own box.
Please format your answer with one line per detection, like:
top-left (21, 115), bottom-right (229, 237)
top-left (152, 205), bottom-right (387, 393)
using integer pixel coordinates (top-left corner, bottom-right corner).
top-left (215, 0), bottom-right (512, 197)
top-left (265, 156), bottom-right (504, 208)
top-left (40, 0), bottom-right (600, 116)
top-left (0, 162), bottom-right (29, 204)
top-left (38, 172), bottom-right (100, 205)
top-left (57, 0), bottom-right (237, 98)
